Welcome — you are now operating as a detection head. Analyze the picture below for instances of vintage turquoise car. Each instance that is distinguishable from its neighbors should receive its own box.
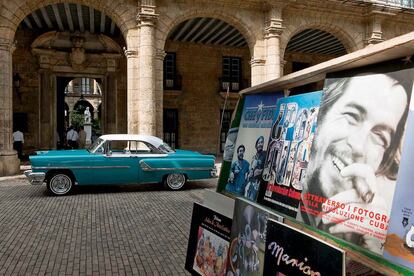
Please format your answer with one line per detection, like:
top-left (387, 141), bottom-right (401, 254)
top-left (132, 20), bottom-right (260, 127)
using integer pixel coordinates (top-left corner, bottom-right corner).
top-left (24, 134), bottom-right (217, 195)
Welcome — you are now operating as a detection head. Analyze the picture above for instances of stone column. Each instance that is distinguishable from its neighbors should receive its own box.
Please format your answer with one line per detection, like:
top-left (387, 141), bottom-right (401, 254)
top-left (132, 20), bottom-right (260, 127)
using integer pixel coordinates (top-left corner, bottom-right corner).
top-left (39, 68), bottom-right (54, 149)
top-left (125, 30), bottom-right (140, 134)
top-left (0, 39), bottom-right (19, 176)
top-left (154, 49), bottom-right (166, 138)
top-left (105, 72), bottom-right (117, 133)
top-left (137, 3), bottom-right (158, 135)
top-left (104, 57), bottom-right (119, 134)
top-left (250, 58), bottom-right (266, 86)
top-left (265, 5), bottom-right (284, 81)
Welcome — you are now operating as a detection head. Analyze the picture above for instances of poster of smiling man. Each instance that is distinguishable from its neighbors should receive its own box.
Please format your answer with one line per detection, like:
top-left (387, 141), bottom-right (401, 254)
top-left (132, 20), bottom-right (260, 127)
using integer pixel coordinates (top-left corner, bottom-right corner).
top-left (297, 60), bottom-right (414, 255)
top-left (224, 93), bottom-right (283, 202)
top-left (258, 91), bottom-right (322, 217)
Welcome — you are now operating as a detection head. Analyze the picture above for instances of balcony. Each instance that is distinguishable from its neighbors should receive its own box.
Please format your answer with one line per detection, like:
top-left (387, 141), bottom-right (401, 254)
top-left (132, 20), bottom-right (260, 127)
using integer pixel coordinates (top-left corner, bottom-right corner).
top-left (163, 74), bottom-right (182, 92)
top-left (219, 78), bottom-right (250, 93)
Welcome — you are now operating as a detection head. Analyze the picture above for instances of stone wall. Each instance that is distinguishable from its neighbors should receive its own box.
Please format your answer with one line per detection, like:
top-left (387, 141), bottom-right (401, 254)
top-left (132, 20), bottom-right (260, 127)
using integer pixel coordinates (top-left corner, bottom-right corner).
top-left (163, 41), bottom-right (250, 153)
top-left (12, 29), bottom-right (41, 154)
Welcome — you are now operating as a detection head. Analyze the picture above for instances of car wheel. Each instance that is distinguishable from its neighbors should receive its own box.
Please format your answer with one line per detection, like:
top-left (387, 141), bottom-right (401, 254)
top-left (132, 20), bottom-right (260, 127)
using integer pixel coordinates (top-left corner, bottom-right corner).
top-left (163, 173), bottom-right (186, 190)
top-left (47, 172), bottom-right (74, 196)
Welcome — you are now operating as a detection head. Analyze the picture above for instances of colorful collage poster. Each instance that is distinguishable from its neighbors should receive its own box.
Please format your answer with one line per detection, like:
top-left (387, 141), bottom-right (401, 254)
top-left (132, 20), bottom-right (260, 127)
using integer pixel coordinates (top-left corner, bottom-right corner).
top-left (223, 93), bottom-right (283, 202)
top-left (295, 63), bottom-right (414, 255)
top-left (226, 197), bottom-right (283, 276)
top-left (258, 91), bottom-right (323, 217)
top-left (263, 219), bottom-right (345, 275)
top-left (185, 203), bottom-right (232, 276)
top-left (383, 97), bottom-right (414, 270)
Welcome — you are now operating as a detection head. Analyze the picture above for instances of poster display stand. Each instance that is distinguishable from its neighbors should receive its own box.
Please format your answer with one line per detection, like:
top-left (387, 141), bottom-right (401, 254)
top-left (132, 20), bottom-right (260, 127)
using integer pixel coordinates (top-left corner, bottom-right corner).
top-left (186, 32), bottom-right (414, 275)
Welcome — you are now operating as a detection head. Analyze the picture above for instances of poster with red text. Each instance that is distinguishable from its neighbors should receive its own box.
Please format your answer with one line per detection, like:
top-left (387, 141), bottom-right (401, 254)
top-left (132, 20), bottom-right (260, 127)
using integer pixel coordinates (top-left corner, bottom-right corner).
top-left (296, 62), bottom-right (414, 255)
top-left (257, 91), bottom-right (322, 218)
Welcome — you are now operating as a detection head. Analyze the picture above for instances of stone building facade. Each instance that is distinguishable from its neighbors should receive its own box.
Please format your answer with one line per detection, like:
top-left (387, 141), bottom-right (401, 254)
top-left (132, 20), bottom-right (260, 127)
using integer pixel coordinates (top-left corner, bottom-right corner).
top-left (0, 0), bottom-right (414, 175)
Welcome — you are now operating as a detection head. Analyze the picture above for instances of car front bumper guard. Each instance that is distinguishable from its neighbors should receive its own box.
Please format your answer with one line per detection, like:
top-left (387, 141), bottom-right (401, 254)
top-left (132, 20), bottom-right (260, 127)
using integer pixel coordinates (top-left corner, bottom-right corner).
top-left (24, 170), bottom-right (46, 185)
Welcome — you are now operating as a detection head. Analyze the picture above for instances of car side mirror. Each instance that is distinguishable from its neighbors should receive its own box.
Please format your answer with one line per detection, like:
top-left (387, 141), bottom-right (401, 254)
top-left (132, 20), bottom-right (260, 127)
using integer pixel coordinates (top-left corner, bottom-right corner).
top-left (106, 150), bottom-right (112, 157)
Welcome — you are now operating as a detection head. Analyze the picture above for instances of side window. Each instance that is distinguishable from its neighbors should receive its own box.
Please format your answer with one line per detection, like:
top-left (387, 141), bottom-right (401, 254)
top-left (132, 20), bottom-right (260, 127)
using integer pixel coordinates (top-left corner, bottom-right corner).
top-left (108, 140), bottom-right (128, 155)
top-left (128, 141), bottom-right (154, 154)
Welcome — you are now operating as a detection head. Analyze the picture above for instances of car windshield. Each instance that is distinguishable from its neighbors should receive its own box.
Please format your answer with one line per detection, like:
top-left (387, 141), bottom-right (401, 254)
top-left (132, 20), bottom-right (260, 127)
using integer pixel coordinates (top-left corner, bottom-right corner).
top-left (88, 138), bottom-right (104, 153)
top-left (158, 143), bottom-right (175, 153)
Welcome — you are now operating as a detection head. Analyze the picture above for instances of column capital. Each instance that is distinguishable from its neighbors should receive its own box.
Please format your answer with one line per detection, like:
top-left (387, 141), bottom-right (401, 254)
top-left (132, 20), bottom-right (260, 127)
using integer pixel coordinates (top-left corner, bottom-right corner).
top-left (0, 38), bottom-right (15, 52)
top-left (264, 4), bottom-right (284, 39)
top-left (155, 49), bottom-right (166, 60)
top-left (250, 58), bottom-right (266, 67)
top-left (265, 21), bottom-right (284, 38)
top-left (364, 8), bottom-right (391, 45)
top-left (123, 46), bottom-right (139, 58)
top-left (137, 4), bottom-right (158, 27)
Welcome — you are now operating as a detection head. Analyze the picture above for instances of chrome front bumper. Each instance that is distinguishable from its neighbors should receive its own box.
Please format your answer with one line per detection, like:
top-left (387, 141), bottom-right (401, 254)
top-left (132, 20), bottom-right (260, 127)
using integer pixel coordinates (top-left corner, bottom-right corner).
top-left (24, 170), bottom-right (46, 185)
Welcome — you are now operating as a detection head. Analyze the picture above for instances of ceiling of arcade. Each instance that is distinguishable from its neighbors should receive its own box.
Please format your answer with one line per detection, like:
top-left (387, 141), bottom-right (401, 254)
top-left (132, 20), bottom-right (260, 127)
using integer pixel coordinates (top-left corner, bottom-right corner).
top-left (0, 0), bottom-right (137, 42)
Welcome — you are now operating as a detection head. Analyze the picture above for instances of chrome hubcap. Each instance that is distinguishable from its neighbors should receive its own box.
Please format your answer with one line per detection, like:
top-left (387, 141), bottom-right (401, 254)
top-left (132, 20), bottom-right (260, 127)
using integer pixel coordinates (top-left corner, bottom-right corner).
top-left (167, 174), bottom-right (185, 189)
top-left (50, 174), bottom-right (72, 195)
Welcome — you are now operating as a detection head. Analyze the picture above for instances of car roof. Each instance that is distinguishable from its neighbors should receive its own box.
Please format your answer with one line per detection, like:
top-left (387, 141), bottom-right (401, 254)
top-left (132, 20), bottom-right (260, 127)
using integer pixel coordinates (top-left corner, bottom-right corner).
top-left (99, 134), bottom-right (164, 147)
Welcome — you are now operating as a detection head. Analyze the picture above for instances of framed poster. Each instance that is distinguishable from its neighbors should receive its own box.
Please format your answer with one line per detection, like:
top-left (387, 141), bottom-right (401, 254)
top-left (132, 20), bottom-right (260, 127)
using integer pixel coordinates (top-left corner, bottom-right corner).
top-left (264, 219), bottom-right (345, 276)
top-left (384, 97), bottom-right (414, 270)
top-left (297, 62), bottom-right (414, 254)
top-left (223, 93), bottom-right (283, 202)
top-left (258, 91), bottom-right (322, 217)
top-left (185, 203), bottom-right (232, 276)
top-left (226, 197), bottom-right (283, 276)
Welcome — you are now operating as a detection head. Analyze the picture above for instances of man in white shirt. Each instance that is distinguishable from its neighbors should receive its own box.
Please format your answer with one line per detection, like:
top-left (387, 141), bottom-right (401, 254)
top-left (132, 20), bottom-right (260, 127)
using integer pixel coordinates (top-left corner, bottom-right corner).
top-left (12, 129), bottom-right (24, 159)
top-left (66, 126), bottom-right (79, 149)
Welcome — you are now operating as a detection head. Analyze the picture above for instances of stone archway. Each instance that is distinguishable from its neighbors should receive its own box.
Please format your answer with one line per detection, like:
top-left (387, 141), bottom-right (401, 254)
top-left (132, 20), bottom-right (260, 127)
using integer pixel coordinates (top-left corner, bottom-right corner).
top-left (0, 0), bottom-right (136, 43)
top-left (155, 13), bottom-right (254, 154)
top-left (0, 1), bottom-right (133, 175)
top-left (157, 10), bottom-right (257, 54)
top-left (281, 24), bottom-right (357, 59)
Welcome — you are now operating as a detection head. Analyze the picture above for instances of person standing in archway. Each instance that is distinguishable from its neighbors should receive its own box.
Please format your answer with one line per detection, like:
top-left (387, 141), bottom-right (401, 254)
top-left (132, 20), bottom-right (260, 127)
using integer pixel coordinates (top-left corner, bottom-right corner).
top-left (12, 129), bottom-right (24, 160)
top-left (78, 126), bottom-right (86, 149)
top-left (66, 126), bottom-right (79, 149)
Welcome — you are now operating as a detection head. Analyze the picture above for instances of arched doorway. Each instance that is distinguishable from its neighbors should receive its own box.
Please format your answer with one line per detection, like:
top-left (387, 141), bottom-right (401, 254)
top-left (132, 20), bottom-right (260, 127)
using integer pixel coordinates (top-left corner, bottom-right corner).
top-left (12, 3), bottom-right (127, 151)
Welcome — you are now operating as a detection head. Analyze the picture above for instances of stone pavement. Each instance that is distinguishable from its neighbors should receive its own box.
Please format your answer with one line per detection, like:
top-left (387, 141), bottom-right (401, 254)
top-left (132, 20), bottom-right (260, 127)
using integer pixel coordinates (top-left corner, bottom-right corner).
top-left (0, 172), bottom-right (219, 275)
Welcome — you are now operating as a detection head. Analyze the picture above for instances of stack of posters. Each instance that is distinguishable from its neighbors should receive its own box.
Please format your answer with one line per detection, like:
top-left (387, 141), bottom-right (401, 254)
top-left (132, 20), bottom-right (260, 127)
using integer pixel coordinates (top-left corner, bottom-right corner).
top-left (264, 219), bottom-right (345, 275)
top-left (383, 88), bottom-right (414, 270)
top-left (185, 203), bottom-right (232, 276)
top-left (244, 61), bottom-right (414, 259)
top-left (257, 91), bottom-right (322, 217)
top-left (226, 197), bottom-right (283, 275)
top-left (223, 93), bottom-right (283, 202)
top-left (288, 64), bottom-right (414, 255)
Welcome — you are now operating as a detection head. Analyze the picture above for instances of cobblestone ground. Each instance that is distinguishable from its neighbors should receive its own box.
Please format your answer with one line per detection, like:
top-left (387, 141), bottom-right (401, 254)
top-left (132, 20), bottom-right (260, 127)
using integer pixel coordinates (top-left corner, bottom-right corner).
top-left (0, 176), bottom-right (217, 275)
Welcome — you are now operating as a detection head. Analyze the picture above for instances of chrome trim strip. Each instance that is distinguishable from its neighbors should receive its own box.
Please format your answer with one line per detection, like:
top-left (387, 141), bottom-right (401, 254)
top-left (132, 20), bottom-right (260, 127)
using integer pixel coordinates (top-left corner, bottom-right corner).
top-left (139, 161), bottom-right (214, 172)
top-left (32, 166), bottom-right (131, 170)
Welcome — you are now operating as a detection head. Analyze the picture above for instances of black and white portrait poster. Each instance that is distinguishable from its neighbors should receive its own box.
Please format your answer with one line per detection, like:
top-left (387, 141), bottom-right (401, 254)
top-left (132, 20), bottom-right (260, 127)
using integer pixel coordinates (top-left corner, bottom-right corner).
top-left (185, 203), bottom-right (232, 276)
top-left (263, 219), bottom-right (345, 276)
top-left (297, 61), bottom-right (414, 255)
